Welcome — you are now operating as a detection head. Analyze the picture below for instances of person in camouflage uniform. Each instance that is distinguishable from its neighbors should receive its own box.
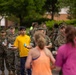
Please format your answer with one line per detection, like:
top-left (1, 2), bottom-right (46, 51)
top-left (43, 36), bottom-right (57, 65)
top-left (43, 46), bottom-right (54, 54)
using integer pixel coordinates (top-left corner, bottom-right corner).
top-left (0, 30), bottom-right (8, 75)
top-left (51, 24), bottom-right (59, 42)
top-left (6, 26), bottom-right (11, 35)
top-left (38, 27), bottom-right (52, 49)
top-left (54, 25), bottom-right (66, 49)
top-left (51, 24), bottom-right (59, 51)
top-left (54, 25), bottom-right (66, 75)
top-left (14, 30), bottom-right (21, 75)
top-left (29, 22), bottom-right (38, 37)
top-left (30, 27), bottom-right (52, 49)
top-left (7, 27), bottom-right (18, 75)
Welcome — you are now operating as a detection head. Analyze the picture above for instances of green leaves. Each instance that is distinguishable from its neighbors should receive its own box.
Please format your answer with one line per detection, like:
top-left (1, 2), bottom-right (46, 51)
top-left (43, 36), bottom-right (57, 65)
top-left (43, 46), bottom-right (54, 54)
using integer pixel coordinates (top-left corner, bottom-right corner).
top-left (0, 0), bottom-right (46, 25)
top-left (58, 0), bottom-right (76, 19)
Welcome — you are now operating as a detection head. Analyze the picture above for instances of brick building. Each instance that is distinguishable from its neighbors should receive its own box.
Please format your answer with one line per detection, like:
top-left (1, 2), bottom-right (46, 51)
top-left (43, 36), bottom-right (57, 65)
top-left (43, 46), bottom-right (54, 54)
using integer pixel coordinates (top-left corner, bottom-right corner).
top-left (44, 7), bottom-right (69, 21)
top-left (0, 17), bottom-right (16, 29)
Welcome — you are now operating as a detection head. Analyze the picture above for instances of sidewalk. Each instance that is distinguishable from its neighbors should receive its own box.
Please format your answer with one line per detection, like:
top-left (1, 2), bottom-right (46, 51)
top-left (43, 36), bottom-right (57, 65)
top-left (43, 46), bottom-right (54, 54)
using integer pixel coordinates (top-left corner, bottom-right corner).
top-left (52, 69), bottom-right (59, 75)
top-left (0, 63), bottom-right (59, 75)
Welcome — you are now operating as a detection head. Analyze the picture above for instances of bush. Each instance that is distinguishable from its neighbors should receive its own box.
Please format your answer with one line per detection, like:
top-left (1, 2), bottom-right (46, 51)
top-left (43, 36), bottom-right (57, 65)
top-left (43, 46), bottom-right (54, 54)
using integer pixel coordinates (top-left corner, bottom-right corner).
top-left (65, 19), bottom-right (76, 26)
top-left (45, 20), bottom-right (56, 29)
top-left (23, 18), bottom-right (51, 27)
top-left (45, 19), bottom-right (76, 29)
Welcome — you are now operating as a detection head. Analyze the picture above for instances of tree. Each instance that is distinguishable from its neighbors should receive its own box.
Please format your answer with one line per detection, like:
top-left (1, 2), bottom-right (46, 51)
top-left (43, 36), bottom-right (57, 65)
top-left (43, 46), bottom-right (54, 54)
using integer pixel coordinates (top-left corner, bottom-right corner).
top-left (43, 0), bottom-right (59, 20)
top-left (58, 0), bottom-right (76, 19)
top-left (0, 0), bottom-right (46, 26)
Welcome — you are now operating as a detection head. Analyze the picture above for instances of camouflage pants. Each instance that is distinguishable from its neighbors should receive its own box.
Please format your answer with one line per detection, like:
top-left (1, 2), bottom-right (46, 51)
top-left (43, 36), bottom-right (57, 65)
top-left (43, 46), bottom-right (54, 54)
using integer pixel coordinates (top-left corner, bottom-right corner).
top-left (6, 50), bottom-right (15, 72)
top-left (0, 50), bottom-right (9, 71)
top-left (15, 50), bottom-right (21, 75)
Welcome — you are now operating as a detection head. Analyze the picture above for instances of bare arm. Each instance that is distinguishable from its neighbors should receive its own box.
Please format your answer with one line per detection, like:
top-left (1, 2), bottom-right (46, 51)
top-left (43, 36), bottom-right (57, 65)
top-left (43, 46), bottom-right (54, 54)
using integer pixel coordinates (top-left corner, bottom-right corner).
top-left (12, 46), bottom-right (18, 50)
top-left (49, 51), bottom-right (55, 64)
top-left (25, 50), bottom-right (32, 69)
top-left (45, 48), bottom-right (55, 64)
top-left (49, 51), bottom-right (56, 69)
top-left (44, 48), bottom-right (55, 66)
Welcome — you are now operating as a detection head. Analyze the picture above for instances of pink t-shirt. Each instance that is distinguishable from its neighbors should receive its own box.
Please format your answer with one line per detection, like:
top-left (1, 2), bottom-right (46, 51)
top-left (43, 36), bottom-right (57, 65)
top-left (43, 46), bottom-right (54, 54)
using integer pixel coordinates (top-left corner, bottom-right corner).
top-left (55, 43), bottom-right (76, 75)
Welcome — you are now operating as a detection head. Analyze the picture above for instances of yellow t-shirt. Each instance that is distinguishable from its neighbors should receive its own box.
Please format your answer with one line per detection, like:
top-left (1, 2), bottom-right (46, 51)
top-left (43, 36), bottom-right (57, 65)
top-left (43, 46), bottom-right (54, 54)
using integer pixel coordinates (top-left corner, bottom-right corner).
top-left (14, 35), bottom-right (31, 57)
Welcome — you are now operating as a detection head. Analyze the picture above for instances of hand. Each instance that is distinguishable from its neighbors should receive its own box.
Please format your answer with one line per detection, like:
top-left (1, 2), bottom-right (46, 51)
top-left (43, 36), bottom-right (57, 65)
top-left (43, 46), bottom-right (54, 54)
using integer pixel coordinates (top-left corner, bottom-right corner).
top-left (25, 45), bottom-right (32, 49)
top-left (8, 45), bottom-right (17, 50)
top-left (2, 43), bottom-right (7, 46)
top-left (2, 42), bottom-right (7, 46)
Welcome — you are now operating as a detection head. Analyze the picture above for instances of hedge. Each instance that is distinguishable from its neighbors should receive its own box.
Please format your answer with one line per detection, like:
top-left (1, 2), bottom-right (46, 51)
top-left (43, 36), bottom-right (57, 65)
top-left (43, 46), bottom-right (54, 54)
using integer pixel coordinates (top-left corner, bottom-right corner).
top-left (45, 19), bottom-right (76, 29)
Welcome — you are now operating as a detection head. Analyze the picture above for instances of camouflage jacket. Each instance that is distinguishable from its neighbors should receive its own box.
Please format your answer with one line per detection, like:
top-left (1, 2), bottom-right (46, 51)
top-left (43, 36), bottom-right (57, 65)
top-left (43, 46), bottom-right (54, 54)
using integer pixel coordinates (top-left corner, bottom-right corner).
top-left (30, 35), bottom-right (51, 47)
top-left (7, 33), bottom-right (18, 45)
top-left (0, 36), bottom-right (7, 52)
top-left (54, 32), bottom-right (66, 47)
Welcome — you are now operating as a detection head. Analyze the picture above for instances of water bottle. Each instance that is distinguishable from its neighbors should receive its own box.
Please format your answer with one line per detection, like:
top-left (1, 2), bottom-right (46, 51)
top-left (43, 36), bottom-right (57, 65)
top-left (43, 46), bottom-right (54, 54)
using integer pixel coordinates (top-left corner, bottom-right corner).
top-left (8, 43), bottom-right (12, 48)
top-left (24, 43), bottom-right (27, 47)
top-left (2, 39), bottom-right (7, 45)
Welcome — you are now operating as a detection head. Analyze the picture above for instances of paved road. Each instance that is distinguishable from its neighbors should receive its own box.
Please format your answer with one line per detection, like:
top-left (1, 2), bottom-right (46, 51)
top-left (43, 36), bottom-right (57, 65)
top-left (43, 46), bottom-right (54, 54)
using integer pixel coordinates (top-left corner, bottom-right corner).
top-left (52, 69), bottom-right (59, 75)
top-left (0, 63), bottom-right (59, 75)
top-left (0, 69), bottom-right (59, 75)
top-left (0, 62), bottom-right (8, 75)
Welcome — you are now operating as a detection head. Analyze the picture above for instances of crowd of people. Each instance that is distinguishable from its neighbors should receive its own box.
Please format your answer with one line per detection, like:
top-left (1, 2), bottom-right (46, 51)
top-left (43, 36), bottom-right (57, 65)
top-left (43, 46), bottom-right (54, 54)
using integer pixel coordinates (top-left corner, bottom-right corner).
top-left (0, 22), bottom-right (76, 75)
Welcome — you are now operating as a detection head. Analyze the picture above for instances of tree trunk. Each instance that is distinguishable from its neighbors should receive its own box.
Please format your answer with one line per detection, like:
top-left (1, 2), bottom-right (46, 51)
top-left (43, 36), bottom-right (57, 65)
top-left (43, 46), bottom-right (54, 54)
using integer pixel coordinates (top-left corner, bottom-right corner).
top-left (19, 15), bottom-right (23, 26)
top-left (51, 0), bottom-right (57, 20)
top-left (51, 0), bottom-right (54, 20)
top-left (18, 15), bottom-right (24, 28)
top-left (51, 11), bottom-right (54, 20)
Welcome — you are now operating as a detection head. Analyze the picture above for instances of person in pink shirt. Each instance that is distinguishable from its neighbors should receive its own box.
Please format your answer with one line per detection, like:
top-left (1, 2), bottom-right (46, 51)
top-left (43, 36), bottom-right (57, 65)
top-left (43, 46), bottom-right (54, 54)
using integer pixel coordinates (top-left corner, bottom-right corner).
top-left (55, 25), bottom-right (76, 75)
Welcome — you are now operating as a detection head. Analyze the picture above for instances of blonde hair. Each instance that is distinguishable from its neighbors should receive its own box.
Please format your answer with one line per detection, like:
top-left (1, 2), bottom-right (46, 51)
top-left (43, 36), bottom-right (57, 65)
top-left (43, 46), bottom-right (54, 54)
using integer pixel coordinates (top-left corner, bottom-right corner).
top-left (34, 31), bottom-right (46, 49)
